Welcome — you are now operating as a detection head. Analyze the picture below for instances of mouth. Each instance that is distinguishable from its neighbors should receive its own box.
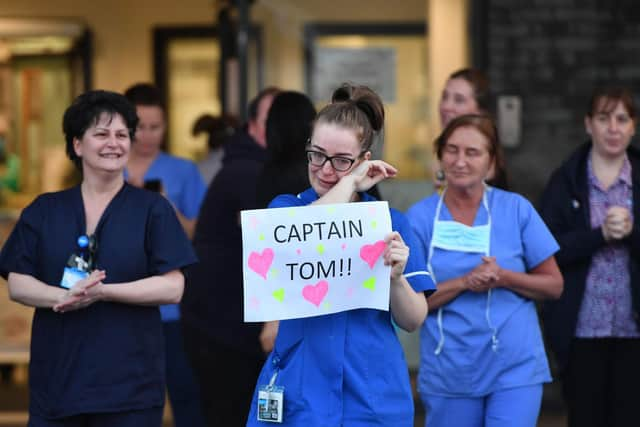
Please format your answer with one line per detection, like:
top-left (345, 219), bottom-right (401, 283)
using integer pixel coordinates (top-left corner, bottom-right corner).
top-left (99, 153), bottom-right (123, 159)
top-left (318, 178), bottom-right (337, 187)
top-left (440, 112), bottom-right (454, 125)
top-left (448, 171), bottom-right (469, 179)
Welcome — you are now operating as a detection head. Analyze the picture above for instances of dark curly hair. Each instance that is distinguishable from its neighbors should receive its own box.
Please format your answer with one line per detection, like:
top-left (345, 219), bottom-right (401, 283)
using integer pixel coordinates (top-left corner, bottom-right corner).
top-left (63, 90), bottom-right (138, 171)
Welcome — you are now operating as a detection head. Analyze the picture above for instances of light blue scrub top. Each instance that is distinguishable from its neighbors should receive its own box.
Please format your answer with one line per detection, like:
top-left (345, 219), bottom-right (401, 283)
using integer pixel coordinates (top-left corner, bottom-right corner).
top-left (406, 188), bottom-right (558, 397)
top-left (247, 188), bottom-right (435, 427)
top-left (125, 152), bottom-right (206, 321)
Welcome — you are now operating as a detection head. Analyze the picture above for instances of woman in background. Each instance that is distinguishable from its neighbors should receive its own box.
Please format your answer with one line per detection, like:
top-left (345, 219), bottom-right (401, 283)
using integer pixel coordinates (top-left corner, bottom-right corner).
top-left (540, 86), bottom-right (640, 427)
top-left (256, 91), bottom-right (316, 209)
top-left (255, 91), bottom-right (317, 353)
top-left (124, 83), bottom-right (207, 427)
top-left (193, 113), bottom-right (238, 185)
top-left (434, 68), bottom-right (508, 191)
top-left (407, 114), bottom-right (562, 427)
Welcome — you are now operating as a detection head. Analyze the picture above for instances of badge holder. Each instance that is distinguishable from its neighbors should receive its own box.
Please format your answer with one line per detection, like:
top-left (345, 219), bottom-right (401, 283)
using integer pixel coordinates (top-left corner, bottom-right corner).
top-left (257, 371), bottom-right (284, 423)
top-left (60, 235), bottom-right (96, 289)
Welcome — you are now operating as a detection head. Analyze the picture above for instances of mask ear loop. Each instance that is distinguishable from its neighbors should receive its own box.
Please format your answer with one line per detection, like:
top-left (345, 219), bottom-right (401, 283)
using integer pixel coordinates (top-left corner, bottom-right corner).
top-left (429, 192), bottom-right (445, 355)
top-left (482, 187), bottom-right (499, 352)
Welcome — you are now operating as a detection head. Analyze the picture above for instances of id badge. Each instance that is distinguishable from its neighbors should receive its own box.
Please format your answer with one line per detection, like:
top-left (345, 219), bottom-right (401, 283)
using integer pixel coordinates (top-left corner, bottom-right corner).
top-left (257, 385), bottom-right (284, 423)
top-left (60, 267), bottom-right (88, 289)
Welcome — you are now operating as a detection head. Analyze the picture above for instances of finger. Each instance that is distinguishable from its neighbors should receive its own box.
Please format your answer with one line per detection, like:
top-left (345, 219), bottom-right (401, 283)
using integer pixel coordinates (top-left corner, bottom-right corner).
top-left (377, 161), bottom-right (398, 175)
top-left (385, 252), bottom-right (408, 266)
top-left (384, 232), bottom-right (399, 244)
top-left (54, 295), bottom-right (83, 311)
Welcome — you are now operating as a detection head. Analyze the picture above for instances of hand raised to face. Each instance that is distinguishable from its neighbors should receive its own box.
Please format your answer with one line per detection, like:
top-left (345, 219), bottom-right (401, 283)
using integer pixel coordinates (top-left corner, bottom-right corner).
top-left (349, 160), bottom-right (398, 193)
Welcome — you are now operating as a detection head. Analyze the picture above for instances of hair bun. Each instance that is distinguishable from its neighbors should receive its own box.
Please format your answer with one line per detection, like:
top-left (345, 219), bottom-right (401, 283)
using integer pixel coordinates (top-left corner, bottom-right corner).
top-left (355, 99), bottom-right (382, 131)
top-left (330, 83), bottom-right (384, 132)
top-left (330, 85), bottom-right (353, 103)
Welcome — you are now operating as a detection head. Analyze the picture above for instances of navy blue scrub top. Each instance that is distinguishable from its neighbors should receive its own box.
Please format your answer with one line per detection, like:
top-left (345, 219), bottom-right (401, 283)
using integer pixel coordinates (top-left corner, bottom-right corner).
top-left (0, 183), bottom-right (197, 418)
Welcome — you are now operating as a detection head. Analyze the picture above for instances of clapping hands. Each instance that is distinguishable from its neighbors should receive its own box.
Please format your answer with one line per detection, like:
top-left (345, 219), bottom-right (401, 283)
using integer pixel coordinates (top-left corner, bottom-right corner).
top-left (54, 269), bottom-right (106, 313)
top-left (602, 206), bottom-right (632, 241)
top-left (463, 256), bottom-right (501, 293)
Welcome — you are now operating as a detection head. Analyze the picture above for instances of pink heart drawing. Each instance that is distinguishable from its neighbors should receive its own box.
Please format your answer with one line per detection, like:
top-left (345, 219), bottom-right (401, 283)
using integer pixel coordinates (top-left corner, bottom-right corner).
top-left (345, 287), bottom-right (354, 298)
top-left (360, 240), bottom-right (386, 269)
top-left (341, 243), bottom-right (347, 250)
top-left (296, 248), bottom-right (302, 255)
top-left (302, 280), bottom-right (329, 307)
top-left (248, 248), bottom-right (274, 279)
top-left (249, 216), bottom-right (259, 229)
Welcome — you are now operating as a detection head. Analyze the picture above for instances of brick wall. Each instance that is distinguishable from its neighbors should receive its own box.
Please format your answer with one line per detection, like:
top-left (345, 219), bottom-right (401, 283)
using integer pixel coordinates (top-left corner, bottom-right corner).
top-left (475, 0), bottom-right (640, 201)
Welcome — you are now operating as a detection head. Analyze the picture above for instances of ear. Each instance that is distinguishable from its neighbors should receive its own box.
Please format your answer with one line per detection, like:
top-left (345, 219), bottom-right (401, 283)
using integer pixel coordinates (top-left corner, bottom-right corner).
top-left (363, 151), bottom-right (372, 160)
top-left (486, 157), bottom-right (496, 181)
top-left (73, 137), bottom-right (82, 157)
top-left (584, 116), bottom-right (592, 135)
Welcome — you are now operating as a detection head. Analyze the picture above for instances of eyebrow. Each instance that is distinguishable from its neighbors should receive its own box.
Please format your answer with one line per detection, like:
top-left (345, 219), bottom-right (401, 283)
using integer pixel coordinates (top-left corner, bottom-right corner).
top-left (309, 144), bottom-right (355, 157)
top-left (94, 126), bottom-right (127, 132)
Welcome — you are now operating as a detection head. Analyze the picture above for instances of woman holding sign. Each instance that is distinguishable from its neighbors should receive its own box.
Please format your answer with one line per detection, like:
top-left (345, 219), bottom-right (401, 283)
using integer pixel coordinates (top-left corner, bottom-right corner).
top-left (406, 114), bottom-right (563, 427)
top-left (246, 83), bottom-right (434, 426)
top-left (0, 90), bottom-right (195, 426)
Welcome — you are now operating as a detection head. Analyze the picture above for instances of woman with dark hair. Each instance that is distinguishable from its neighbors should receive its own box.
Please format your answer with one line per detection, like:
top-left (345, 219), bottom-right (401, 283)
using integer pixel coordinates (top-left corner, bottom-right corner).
top-left (124, 83), bottom-right (206, 427)
top-left (540, 86), bottom-right (640, 427)
top-left (0, 90), bottom-right (196, 426)
top-left (254, 91), bottom-right (316, 354)
top-left (407, 114), bottom-right (563, 427)
top-left (434, 68), bottom-right (508, 191)
top-left (439, 69), bottom-right (491, 127)
top-left (246, 83), bottom-right (433, 426)
top-left (256, 91), bottom-right (316, 209)
top-left (193, 114), bottom-right (238, 185)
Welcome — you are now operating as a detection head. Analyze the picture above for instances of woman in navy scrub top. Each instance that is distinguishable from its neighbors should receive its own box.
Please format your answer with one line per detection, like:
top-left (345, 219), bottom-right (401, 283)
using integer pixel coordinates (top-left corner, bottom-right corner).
top-left (246, 84), bottom-right (434, 427)
top-left (0, 90), bottom-right (197, 426)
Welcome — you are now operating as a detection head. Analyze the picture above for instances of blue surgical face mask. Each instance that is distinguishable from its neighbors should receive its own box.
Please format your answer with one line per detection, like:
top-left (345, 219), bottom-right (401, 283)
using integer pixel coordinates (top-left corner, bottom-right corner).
top-left (431, 221), bottom-right (490, 253)
top-left (427, 186), bottom-right (492, 285)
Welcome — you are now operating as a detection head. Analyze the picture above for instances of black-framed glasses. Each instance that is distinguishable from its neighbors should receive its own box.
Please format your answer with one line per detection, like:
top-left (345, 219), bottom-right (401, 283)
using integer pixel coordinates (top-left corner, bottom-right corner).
top-left (306, 150), bottom-right (357, 172)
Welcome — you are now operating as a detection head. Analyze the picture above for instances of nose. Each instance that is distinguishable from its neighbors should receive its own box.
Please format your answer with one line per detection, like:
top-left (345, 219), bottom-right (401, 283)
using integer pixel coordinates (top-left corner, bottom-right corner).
top-left (453, 152), bottom-right (467, 166)
top-left (320, 159), bottom-right (335, 174)
top-left (608, 117), bottom-right (619, 132)
top-left (105, 134), bottom-right (118, 146)
top-left (440, 98), bottom-right (453, 112)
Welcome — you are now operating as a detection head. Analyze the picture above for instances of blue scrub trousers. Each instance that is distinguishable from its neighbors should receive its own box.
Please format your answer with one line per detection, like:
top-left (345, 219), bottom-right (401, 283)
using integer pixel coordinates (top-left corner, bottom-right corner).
top-left (422, 384), bottom-right (543, 427)
top-left (163, 320), bottom-right (207, 427)
top-left (28, 407), bottom-right (163, 427)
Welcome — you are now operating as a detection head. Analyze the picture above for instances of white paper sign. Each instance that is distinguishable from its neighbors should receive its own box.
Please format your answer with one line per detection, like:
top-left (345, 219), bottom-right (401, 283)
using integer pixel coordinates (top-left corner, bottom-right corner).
top-left (241, 201), bottom-right (392, 322)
